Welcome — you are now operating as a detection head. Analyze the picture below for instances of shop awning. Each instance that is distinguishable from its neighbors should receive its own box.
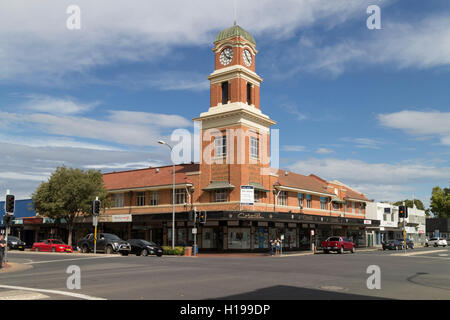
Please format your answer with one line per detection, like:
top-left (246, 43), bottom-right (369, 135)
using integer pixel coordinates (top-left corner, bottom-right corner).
top-left (249, 182), bottom-right (269, 192)
top-left (203, 181), bottom-right (235, 191)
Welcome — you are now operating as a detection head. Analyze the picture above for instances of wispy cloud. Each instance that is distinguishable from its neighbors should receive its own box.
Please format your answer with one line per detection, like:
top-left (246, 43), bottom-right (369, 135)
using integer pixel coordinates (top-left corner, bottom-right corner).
top-left (282, 145), bottom-right (307, 152)
top-left (341, 137), bottom-right (384, 149)
top-left (315, 148), bottom-right (334, 154)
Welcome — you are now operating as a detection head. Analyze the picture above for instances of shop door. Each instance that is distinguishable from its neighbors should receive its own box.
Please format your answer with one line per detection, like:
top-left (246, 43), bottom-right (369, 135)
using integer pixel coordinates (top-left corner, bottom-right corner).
top-left (202, 228), bottom-right (217, 249)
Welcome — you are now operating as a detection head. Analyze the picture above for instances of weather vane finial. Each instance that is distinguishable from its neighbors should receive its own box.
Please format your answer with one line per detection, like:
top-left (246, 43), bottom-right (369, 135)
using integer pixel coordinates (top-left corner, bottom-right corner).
top-left (234, 0), bottom-right (237, 26)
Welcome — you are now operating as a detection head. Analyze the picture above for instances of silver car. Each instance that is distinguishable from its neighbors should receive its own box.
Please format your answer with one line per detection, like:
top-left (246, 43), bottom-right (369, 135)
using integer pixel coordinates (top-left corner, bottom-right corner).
top-left (426, 237), bottom-right (447, 247)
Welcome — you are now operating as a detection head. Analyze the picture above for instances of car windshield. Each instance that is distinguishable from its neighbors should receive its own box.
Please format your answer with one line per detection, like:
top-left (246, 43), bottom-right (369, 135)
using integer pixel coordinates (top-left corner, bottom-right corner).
top-left (103, 234), bottom-right (121, 241)
top-left (430, 238), bottom-right (437, 241)
top-left (8, 236), bottom-right (18, 241)
top-left (141, 240), bottom-right (157, 246)
top-left (51, 240), bottom-right (65, 244)
top-left (327, 237), bottom-right (341, 242)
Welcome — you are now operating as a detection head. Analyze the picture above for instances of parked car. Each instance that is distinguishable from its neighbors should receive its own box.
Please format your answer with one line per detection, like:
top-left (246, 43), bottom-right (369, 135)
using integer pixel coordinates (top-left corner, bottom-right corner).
top-left (425, 237), bottom-right (447, 247)
top-left (77, 233), bottom-right (131, 255)
top-left (7, 236), bottom-right (26, 251)
top-left (127, 239), bottom-right (163, 257)
top-left (382, 239), bottom-right (404, 250)
top-left (321, 236), bottom-right (356, 254)
top-left (32, 239), bottom-right (73, 253)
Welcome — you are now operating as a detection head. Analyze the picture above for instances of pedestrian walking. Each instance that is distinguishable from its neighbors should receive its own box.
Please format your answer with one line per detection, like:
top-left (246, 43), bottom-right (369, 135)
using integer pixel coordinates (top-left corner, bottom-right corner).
top-left (269, 239), bottom-right (275, 256)
top-left (0, 234), bottom-right (6, 269)
top-left (275, 238), bottom-right (281, 255)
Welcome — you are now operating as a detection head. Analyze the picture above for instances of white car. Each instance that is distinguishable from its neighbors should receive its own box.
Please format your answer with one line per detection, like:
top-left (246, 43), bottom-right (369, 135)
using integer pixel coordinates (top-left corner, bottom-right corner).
top-left (426, 237), bottom-right (447, 247)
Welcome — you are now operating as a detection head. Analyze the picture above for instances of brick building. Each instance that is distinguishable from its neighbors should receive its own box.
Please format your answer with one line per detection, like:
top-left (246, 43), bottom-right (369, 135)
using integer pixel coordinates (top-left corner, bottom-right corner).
top-left (76, 25), bottom-right (378, 251)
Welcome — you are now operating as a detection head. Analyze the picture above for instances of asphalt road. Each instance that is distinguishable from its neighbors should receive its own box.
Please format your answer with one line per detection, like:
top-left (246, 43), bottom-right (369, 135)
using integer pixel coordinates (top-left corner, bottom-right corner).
top-left (1, 247), bottom-right (449, 300)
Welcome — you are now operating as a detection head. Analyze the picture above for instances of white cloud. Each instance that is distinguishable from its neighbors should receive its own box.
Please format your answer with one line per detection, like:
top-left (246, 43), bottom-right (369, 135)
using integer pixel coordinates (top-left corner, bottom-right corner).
top-left (22, 95), bottom-right (97, 115)
top-left (316, 148), bottom-right (334, 154)
top-left (84, 161), bottom-right (163, 170)
top-left (0, 0), bottom-right (389, 84)
top-left (288, 158), bottom-right (450, 202)
top-left (282, 145), bottom-right (307, 152)
top-left (289, 15), bottom-right (450, 76)
top-left (378, 110), bottom-right (450, 145)
top-left (341, 137), bottom-right (384, 149)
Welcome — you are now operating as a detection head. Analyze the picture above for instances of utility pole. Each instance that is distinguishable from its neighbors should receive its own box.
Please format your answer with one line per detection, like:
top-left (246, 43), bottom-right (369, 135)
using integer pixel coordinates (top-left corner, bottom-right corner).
top-left (403, 201), bottom-right (406, 255)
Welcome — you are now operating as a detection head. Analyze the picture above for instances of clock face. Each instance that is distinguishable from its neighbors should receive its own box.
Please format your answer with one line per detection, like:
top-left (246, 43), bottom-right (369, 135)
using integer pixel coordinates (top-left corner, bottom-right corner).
top-left (220, 48), bottom-right (234, 66)
top-left (243, 49), bottom-right (252, 67)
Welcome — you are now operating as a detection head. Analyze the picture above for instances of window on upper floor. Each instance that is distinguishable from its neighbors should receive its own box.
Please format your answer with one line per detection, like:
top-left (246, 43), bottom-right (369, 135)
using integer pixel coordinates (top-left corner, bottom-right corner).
top-left (298, 193), bottom-right (304, 207)
top-left (306, 194), bottom-right (312, 208)
top-left (352, 202), bottom-right (355, 213)
top-left (320, 197), bottom-right (327, 210)
top-left (250, 136), bottom-right (259, 159)
top-left (333, 202), bottom-right (340, 211)
top-left (175, 189), bottom-right (187, 205)
top-left (278, 191), bottom-right (287, 206)
top-left (215, 135), bottom-right (227, 158)
top-left (214, 189), bottom-right (228, 202)
top-left (149, 191), bottom-right (159, 206)
top-left (113, 193), bottom-right (124, 208)
top-left (247, 83), bottom-right (252, 105)
top-left (221, 81), bottom-right (229, 105)
top-left (136, 192), bottom-right (146, 206)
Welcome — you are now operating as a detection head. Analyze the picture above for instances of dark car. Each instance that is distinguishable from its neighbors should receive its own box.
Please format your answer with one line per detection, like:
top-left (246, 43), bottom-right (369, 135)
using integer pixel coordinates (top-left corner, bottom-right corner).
top-left (399, 238), bottom-right (414, 249)
top-left (128, 239), bottom-right (163, 257)
top-left (7, 236), bottom-right (26, 251)
top-left (382, 239), bottom-right (403, 250)
top-left (77, 233), bottom-right (131, 255)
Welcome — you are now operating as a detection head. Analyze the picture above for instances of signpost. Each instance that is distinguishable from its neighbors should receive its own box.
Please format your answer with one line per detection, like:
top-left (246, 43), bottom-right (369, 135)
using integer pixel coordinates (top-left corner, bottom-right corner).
top-left (4, 190), bottom-right (14, 265)
top-left (240, 186), bottom-right (254, 206)
top-left (92, 197), bottom-right (100, 254)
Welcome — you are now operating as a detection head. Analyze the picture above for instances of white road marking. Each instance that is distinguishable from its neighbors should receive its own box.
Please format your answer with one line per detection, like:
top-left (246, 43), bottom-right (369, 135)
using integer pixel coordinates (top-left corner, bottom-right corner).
top-left (0, 290), bottom-right (49, 300)
top-left (23, 255), bottom-right (121, 265)
top-left (391, 249), bottom-right (447, 257)
top-left (0, 285), bottom-right (106, 300)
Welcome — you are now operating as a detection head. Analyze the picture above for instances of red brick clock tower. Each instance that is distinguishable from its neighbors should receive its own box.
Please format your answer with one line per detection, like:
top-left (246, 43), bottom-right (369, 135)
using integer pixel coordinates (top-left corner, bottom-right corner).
top-left (194, 25), bottom-right (276, 208)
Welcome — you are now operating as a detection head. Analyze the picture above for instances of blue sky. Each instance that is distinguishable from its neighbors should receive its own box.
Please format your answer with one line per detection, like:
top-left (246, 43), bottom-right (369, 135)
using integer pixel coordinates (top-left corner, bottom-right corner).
top-left (1, 0), bottom-right (449, 209)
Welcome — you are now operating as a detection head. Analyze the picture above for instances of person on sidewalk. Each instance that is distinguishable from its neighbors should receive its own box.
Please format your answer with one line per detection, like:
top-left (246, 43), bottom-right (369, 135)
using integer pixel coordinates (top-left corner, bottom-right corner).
top-left (0, 234), bottom-right (6, 269)
top-left (269, 239), bottom-right (275, 256)
top-left (275, 238), bottom-right (281, 255)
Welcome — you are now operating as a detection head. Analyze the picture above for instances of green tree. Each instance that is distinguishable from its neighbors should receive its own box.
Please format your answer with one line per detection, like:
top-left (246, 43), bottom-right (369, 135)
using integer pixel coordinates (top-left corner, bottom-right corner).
top-left (32, 166), bottom-right (110, 246)
top-left (393, 199), bottom-right (425, 211)
top-left (429, 186), bottom-right (450, 218)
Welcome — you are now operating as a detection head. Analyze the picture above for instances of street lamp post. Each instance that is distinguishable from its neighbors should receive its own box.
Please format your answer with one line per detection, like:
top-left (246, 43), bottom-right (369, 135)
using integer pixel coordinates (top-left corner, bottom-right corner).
top-left (159, 140), bottom-right (175, 250)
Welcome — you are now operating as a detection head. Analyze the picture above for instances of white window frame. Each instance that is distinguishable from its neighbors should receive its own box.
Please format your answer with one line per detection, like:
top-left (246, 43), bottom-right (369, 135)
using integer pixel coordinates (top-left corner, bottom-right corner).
top-left (136, 192), bottom-right (146, 206)
top-left (149, 191), bottom-right (159, 206)
top-left (175, 189), bottom-right (187, 205)
top-left (214, 189), bottom-right (228, 202)
top-left (215, 136), bottom-right (227, 158)
top-left (113, 193), bottom-right (124, 208)
top-left (278, 191), bottom-right (287, 206)
top-left (250, 136), bottom-right (259, 159)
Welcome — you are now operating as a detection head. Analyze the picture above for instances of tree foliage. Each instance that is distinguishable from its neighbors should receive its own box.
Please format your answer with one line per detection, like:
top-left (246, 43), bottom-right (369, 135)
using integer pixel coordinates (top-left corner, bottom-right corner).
top-left (393, 199), bottom-right (425, 211)
top-left (32, 166), bottom-right (110, 245)
top-left (430, 186), bottom-right (450, 218)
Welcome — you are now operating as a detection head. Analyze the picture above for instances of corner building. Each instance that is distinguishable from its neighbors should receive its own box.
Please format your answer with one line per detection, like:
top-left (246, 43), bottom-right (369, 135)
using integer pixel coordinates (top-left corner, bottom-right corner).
top-left (88, 25), bottom-right (379, 251)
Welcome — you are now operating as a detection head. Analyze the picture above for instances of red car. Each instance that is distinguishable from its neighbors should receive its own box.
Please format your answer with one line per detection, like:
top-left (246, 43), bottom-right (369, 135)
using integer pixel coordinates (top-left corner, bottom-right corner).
top-left (32, 239), bottom-right (73, 253)
top-left (321, 236), bottom-right (356, 254)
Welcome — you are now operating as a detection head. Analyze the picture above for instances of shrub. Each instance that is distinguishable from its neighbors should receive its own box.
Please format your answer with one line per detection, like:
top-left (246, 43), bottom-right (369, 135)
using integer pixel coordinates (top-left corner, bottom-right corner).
top-left (162, 246), bottom-right (185, 255)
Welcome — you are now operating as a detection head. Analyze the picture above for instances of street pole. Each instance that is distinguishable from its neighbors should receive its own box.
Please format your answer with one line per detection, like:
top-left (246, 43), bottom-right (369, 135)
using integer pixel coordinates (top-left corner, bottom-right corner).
top-left (403, 201), bottom-right (406, 255)
top-left (4, 189), bottom-right (10, 265)
top-left (94, 197), bottom-right (98, 254)
top-left (159, 140), bottom-right (175, 250)
top-left (193, 207), bottom-right (197, 257)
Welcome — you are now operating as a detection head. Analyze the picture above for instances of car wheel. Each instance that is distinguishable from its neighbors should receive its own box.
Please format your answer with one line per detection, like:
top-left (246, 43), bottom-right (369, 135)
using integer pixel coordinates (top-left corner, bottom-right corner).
top-left (141, 249), bottom-right (148, 256)
top-left (106, 246), bottom-right (113, 254)
top-left (339, 247), bottom-right (344, 254)
top-left (120, 252), bottom-right (129, 256)
top-left (52, 247), bottom-right (56, 252)
top-left (82, 245), bottom-right (89, 253)
top-left (351, 247), bottom-right (356, 254)
top-left (35, 247), bottom-right (40, 252)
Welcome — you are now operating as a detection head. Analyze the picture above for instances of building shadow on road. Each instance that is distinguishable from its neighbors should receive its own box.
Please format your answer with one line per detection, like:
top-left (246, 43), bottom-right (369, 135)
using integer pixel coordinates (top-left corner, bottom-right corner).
top-left (214, 285), bottom-right (390, 300)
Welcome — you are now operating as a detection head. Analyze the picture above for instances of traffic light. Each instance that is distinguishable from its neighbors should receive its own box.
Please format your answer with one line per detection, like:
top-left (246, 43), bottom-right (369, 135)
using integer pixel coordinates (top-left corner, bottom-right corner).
top-left (189, 208), bottom-right (198, 222)
top-left (199, 211), bottom-right (207, 224)
top-left (399, 206), bottom-right (408, 218)
top-left (93, 199), bottom-right (101, 216)
top-left (5, 194), bottom-right (15, 214)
